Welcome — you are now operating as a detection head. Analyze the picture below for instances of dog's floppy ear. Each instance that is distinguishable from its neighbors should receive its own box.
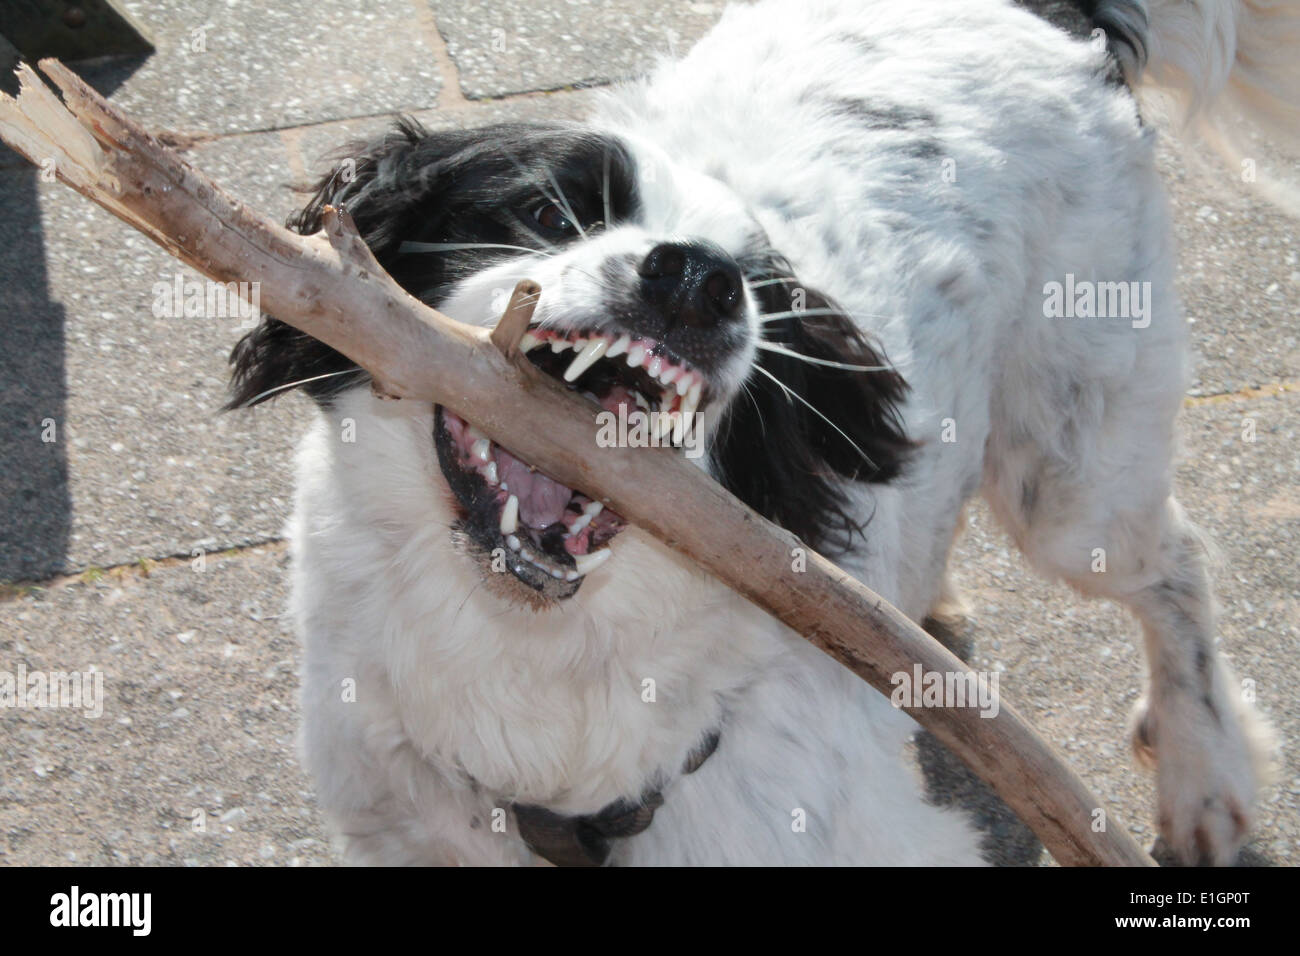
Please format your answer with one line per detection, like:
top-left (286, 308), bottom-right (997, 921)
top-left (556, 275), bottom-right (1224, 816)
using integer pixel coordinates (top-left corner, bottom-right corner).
top-left (711, 268), bottom-right (916, 553)
top-left (225, 119), bottom-right (431, 409)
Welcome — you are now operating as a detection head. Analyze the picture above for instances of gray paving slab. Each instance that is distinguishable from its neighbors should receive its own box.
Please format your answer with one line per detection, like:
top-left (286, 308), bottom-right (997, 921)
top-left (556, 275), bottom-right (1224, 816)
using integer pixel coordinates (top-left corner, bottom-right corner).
top-left (945, 391), bottom-right (1300, 865)
top-left (1157, 135), bottom-right (1300, 398)
top-left (0, 130), bottom-right (308, 583)
top-left (287, 90), bottom-right (598, 183)
top-left (67, 0), bottom-right (443, 137)
top-left (0, 545), bottom-right (337, 866)
top-left (429, 0), bottom-right (730, 99)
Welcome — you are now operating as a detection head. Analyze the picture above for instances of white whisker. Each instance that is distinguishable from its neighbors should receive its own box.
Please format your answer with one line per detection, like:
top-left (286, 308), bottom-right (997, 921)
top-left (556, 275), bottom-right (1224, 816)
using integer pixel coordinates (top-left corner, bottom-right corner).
top-left (758, 307), bottom-right (895, 323)
top-left (244, 368), bottom-right (363, 406)
top-left (544, 168), bottom-right (589, 241)
top-left (746, 276), bottom-right (800, 288)
top-left (753, 365), bottom-right (878, 472)
top-left (755, 340), bottom-right (892, 372)
top-left (602, 149), bottom-right (613, 234)
top-left (399, 241), bottom-right (552, 257)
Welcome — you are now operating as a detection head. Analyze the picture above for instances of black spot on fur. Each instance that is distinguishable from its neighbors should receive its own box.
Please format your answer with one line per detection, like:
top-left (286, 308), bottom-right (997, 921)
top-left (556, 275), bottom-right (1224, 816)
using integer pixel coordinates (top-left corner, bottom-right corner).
top-left (225, 118), bottom-right (639, 409)
top-left (711, 252), bottom-right (916, 553)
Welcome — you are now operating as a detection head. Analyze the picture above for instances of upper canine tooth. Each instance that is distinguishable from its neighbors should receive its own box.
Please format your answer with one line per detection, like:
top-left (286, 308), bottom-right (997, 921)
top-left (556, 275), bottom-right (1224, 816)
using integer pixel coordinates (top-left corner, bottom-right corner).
top-left (500, 494), bottom-right (519, 535)
top-left (573, 548), bottom-right (612, 576)
top-left (607, 334), bottom-right (631, 358)
top-left (626, 343), bottom-right (646, 368)
top-left (471, 438), bottom-right (492, 463)
top-left (564, 338), bottom-right (609, 382)
top-left (520, 331), bottom-right (542, 352)
top-left (680, 381), bottom-right (702, 419)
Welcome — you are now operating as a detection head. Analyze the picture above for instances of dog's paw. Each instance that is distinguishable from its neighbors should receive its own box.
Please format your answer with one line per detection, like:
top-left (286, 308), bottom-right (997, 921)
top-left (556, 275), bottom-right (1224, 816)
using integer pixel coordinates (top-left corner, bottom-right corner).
top-left (1131, 695), bottom-right (1274, 866)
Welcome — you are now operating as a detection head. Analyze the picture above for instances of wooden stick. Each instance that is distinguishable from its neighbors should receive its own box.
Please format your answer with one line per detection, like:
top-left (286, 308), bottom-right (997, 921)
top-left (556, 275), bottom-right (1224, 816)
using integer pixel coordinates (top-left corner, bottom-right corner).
top-left (0, 59), bottom-right (1154, 866)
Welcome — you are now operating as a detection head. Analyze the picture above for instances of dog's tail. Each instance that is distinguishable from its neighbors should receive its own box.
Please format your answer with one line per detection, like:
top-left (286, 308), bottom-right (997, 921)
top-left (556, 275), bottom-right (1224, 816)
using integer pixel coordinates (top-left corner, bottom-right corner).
top-left (1099, 0), bottom-right (1300, 206)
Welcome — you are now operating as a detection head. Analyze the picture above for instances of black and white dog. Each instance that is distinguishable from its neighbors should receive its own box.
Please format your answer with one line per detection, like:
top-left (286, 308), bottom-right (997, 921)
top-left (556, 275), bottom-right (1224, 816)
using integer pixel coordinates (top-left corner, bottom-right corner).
top-left (229, 0), bottom-right (1290, 865)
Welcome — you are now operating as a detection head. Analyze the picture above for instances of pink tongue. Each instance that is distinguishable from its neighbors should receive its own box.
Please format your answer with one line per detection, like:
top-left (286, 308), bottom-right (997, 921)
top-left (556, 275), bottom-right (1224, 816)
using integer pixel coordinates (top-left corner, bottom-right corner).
top-left (496, 448), bottom-right (573, 529)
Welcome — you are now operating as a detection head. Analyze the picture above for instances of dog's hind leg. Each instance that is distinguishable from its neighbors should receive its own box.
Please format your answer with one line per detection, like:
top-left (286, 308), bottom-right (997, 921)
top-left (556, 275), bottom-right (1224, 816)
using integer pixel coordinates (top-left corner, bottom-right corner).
top-left (981, 351), bottom-right (1273, 865)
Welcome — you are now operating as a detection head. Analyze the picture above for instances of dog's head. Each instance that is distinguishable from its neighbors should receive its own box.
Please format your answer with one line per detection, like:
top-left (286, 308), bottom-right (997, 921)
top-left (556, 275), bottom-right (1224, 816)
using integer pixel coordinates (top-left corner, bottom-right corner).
top-left (229, 119), bottom-right (913, 606)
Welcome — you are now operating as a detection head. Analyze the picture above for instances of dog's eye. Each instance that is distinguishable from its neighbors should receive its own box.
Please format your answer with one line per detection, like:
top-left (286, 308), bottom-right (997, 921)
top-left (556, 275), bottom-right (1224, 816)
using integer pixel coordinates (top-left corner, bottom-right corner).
top-left (531, 201), bottom-right (577, 235)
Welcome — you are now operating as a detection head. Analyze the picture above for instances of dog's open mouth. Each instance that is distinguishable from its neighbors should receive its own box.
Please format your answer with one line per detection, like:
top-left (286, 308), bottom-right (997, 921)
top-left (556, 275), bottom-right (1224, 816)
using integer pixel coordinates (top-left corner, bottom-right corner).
top-left (434, 324), bottom-right (710, 600)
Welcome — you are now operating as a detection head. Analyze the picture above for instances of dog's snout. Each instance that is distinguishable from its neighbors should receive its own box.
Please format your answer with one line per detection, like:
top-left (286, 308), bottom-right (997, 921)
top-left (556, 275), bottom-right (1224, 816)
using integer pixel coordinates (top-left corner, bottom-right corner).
top-left (638, 241), bottom-right (743, 329)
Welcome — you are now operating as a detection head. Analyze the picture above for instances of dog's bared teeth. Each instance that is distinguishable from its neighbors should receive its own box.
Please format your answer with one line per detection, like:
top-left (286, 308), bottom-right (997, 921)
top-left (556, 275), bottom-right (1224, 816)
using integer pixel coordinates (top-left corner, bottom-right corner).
top-left (520, 331), bottom-right (543, 352)
top-left (675, 371), bottom-right (693, 396)
top-left (654, 410), bottom-right (676, 441)
top-left (607, 333), bottom-right (631, 358)
top-left (550, 337), bottom-right (572, 353)
top-left (573, 548), bottom-right (611, 576)
top-left (626, 343), bottom-right (647, 368)
top-left (506, 534), bottom-right (521, 551)
top-left (659, 364), bottom-right (680, 387)
top-left (647, 355), bottom-right (663, 377)
top-left (680, 381), bottom-right (702, 419)
top-left (471, 438), bottom-right (492, 464)
top-left (564, 338), bottom-right (609, 382)
top-left (500, 494), bottom-right (519, 535)
top-left (484, 461), bottom-right (499, 484)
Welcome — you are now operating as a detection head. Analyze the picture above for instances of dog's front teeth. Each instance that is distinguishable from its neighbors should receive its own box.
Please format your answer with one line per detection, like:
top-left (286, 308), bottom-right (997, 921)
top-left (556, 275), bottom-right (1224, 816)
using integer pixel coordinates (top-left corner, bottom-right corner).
top-left (607, 333), bottom-right (631, 358)
top-left (675, 372), bottom-right (692, 397)
top-left (626, 343), bottom-right (647, 368)
top-left (564, 338), bottom-right (608, 382)
top-left (549, 337), bottom-right (571, 354)
top-left (655, 411), bottom-right (676, 441)
top-left (471, 438), bottom-right (492, 464)
top-left (573, 548), bottom-right (611, 576)
top-left (520, 331), bottom-right (542, 352)
top-left (680, 381), bottom-right (702, 419)
top-left (500, 494), bottom-right (519, 535)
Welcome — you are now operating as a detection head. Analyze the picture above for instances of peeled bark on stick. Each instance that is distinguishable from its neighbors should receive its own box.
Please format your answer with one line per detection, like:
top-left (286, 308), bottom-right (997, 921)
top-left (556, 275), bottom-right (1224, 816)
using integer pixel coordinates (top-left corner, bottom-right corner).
top-left (0, 59), bottom-right (1155, 866)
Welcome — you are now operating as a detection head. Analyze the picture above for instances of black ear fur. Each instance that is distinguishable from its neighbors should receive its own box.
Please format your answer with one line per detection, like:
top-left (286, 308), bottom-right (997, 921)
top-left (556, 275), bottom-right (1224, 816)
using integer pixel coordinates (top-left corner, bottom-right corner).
top-left (711, 261), bottom-right (917, 552)
top-left (225, 118), bottom-right (437, 409)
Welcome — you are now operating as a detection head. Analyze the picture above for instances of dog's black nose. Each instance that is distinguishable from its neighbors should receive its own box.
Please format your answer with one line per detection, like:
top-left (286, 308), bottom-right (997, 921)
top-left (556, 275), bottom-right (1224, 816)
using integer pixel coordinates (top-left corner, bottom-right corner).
top-left (638, 241), bottom-right (743, 329)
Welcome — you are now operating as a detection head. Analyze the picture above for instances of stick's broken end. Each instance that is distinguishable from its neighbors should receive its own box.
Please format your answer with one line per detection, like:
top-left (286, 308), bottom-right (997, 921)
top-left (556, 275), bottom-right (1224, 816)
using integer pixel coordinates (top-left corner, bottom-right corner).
top-left (491, 280), bottom-right (541, 361)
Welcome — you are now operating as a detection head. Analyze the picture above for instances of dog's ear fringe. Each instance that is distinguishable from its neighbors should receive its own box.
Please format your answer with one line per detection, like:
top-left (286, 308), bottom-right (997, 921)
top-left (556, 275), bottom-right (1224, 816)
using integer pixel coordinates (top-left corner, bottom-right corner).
top-left (711, 271), bottom-right (916, 554)
top-left (223, 118), bottom-right (431, 411)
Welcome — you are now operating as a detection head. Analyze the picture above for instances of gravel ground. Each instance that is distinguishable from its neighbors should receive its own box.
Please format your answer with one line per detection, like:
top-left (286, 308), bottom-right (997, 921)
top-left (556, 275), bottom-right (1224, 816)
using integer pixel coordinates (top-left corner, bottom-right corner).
top-left (0, 0), bottom-right (1296, 867)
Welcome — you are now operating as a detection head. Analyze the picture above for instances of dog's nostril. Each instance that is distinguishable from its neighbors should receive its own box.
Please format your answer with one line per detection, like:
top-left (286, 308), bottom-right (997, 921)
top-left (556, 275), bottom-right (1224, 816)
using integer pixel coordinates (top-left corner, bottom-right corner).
top-left (703, 269), bottom-right (740, 315)
top-left (638, 241), bottom-right (744, 330)
top-left (639, 243), bottom-right (687, 279)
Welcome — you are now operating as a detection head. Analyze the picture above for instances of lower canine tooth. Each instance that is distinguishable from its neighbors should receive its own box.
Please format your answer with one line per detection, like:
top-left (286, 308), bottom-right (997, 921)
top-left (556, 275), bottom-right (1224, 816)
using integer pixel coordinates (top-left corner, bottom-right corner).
top-left (573, 548), bottom-right (612, 576)
top-left (655, 412), bottom-right (676, 440)
top-left (507, 534), bottom-right (521, 551)
top-left (500, 494), bottom-right (519, 535)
